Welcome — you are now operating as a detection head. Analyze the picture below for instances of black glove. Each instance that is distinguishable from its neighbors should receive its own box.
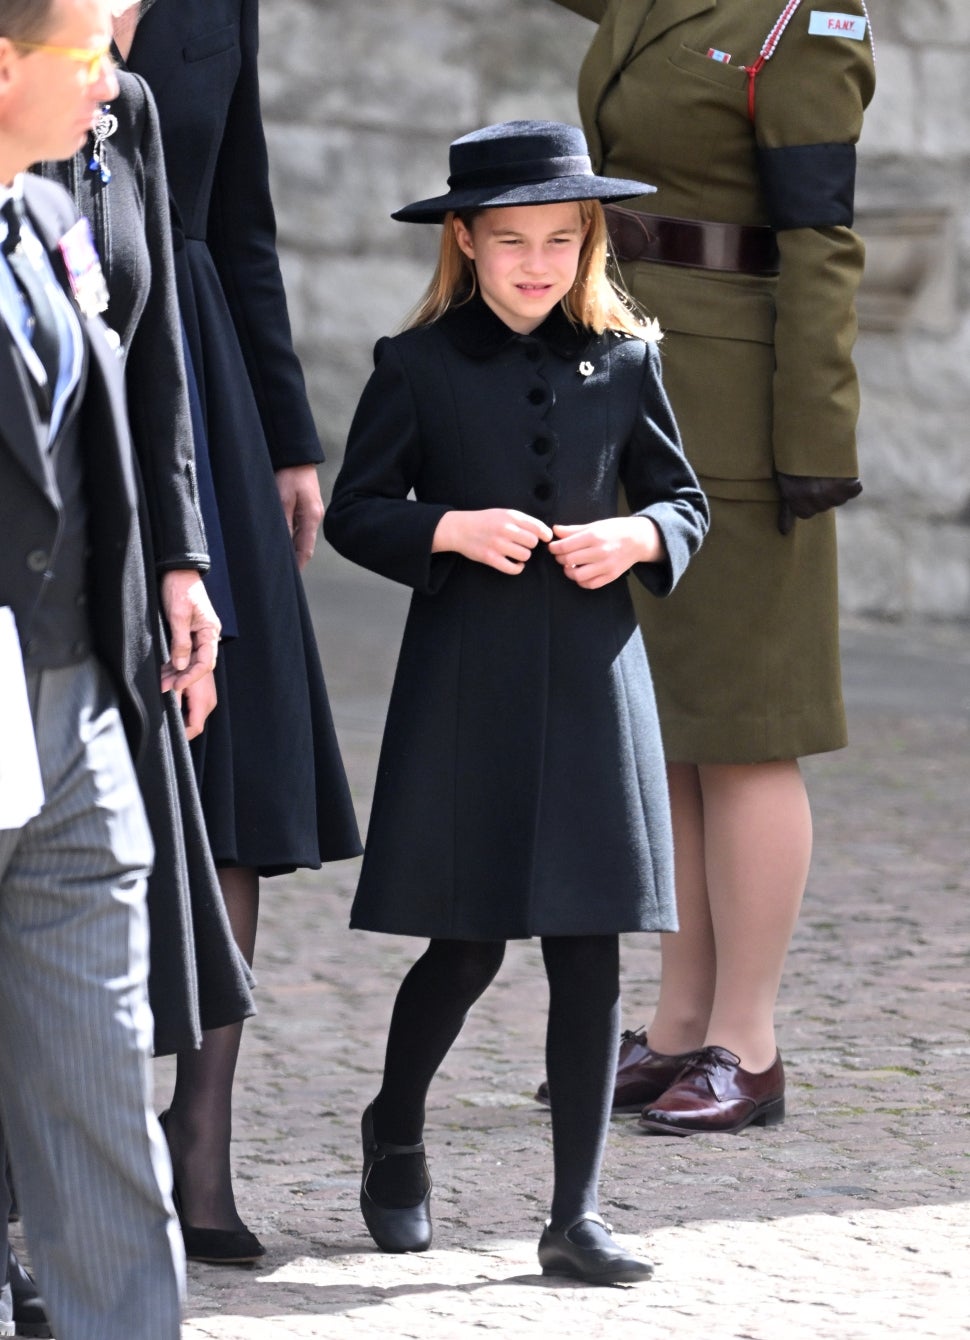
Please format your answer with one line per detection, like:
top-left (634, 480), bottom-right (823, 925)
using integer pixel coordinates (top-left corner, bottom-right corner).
top-left (776, 473), bottom-right (862, 536)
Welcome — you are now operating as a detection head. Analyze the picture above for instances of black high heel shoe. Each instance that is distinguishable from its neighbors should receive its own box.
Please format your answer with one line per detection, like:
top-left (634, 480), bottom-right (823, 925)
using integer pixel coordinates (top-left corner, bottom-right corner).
top-left (538, 1212), bottom-right (654, 1285)
top-left (158, 1110), bottom-right (265, 1266)
top-left (359, 1103), bottom-right (432, 1253)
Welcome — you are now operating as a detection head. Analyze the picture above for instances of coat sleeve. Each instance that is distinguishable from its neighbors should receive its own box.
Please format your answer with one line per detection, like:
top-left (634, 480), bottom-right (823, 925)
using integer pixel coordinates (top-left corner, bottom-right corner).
top-left (754, 5), bottom-right (875, 478)
top-left (323, 338), bottom-right (457, 595)
top-left (206, 0), bottom-right (323, 471)
top-left (620, 341), bottom-right (709, 596)
top-left (123, 76), bottom-right (209, 574)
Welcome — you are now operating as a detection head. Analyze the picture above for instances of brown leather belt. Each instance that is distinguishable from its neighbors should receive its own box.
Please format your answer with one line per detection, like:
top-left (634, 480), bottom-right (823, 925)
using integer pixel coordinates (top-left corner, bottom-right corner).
top-left (605, 203), bottom-right (780, 276)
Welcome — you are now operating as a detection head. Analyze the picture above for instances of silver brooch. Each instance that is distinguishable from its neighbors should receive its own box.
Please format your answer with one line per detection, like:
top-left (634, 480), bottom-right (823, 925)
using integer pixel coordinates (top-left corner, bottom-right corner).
top-left (578, 360), bottom-right (594, 377)
top-left (88, 106), bottom-right (119, 185)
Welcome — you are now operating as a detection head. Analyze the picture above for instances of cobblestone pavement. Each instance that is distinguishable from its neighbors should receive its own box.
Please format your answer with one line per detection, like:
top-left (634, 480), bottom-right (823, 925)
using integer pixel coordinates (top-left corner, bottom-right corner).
top-left (24, 549), bottom-right (970, 1339)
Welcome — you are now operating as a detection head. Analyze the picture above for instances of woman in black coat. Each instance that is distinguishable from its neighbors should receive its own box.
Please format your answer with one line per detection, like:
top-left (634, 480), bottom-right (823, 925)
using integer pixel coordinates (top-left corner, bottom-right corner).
top-left (111, 0), bottom-right (361, 1260)
top-left (37, 65), bottom-right (255, 1061)
top-left (325, 122), bottom-right (708, 1283)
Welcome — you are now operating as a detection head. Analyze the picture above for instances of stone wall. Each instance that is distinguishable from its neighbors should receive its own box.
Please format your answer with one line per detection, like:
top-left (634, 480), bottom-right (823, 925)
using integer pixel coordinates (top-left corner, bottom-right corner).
top-left (259, 0), bottom-right (970, 622)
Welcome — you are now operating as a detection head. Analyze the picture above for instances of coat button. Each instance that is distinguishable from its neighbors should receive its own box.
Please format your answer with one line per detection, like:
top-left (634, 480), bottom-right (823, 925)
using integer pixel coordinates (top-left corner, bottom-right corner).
top-left (533, 481), bottom-right (553, 502)
top-left (26, 549), bottom-right (50, 573)
top-left (527, 386), bottom-right (547, 406)
top-left (531, 436), bottom-right (552, 456)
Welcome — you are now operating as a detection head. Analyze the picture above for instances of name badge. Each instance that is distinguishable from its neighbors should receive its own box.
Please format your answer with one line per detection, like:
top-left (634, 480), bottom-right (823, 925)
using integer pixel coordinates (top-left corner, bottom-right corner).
top-left (58, 217), bottom-right (109, 319)
top-left (808, 11), bottom-right (868, 40)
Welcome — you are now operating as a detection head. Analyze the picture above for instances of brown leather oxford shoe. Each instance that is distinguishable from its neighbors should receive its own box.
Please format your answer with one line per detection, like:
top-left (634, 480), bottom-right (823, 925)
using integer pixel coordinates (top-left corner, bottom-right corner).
top-left (535, 1028), bottom-right (699, 1113)
top-left (638, 1046), bottom-right (785, 1135)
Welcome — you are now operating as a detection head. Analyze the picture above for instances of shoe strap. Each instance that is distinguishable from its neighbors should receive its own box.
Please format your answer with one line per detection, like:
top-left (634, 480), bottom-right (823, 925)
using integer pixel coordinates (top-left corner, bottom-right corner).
top-left (370, 1136), bottom-right (426, 1158)
top-left (548, 1211), bottom-right (613, 1234)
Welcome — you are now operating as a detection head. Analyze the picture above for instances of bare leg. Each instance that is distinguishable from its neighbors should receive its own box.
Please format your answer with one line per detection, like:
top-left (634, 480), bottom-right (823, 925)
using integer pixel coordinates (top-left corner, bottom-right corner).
top-left (698, 760), bottom-right (812, 1071)
top-left (647, 759), bottom-right (812, 1073)
top-left (165, 865), bottom-right (259, 1231)
top-left (646, 762), bottom-right (716, 1055)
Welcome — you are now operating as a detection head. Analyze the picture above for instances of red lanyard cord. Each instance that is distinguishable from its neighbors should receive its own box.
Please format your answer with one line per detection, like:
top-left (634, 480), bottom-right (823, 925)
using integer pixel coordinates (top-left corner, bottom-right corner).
top-left (743, 0), bottom-right (805, 122)
top-left (743, 0), bottom-right (875, 123)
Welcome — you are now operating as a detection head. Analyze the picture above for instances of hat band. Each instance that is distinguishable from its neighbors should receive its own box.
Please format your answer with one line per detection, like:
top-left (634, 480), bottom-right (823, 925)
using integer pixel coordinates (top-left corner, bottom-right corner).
top-left (447, 153), bottom-right (593, 192)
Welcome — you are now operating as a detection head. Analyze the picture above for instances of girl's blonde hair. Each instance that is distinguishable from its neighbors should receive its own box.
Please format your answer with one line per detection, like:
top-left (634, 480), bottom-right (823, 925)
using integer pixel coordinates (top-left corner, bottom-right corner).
top-left (403, 199), bottom-right (659, 342)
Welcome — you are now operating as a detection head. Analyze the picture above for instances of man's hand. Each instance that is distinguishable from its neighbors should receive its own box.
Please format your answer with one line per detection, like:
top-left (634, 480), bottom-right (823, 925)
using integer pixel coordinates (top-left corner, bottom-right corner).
top-left (159, 570), bottom-right (221, 701)
top-left (776, 473), bottom-right (862, 536)
top-left (276, 465), bottom-right (325, 570)
top-left (432, 509), bottom-right (554, 573)
top-left (549, 516), bottom-right (664, 589)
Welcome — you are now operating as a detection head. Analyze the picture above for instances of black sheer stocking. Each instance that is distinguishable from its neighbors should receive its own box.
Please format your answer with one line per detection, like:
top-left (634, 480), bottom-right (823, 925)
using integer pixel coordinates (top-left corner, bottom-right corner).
top-left (165, 865), bottom-right (259, 1231)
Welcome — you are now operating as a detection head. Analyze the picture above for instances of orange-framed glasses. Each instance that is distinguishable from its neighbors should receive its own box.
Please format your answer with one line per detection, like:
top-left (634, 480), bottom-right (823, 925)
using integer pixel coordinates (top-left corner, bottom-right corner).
top-left (14, 40), bottom-right (114, 83)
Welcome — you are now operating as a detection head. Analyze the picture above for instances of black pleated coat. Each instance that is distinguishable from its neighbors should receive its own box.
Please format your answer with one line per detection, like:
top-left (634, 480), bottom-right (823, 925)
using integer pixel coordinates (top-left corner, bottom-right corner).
top-left (325, 297), bottom-right (709, 940)
top-left (37, 71), bottom-right (255, 1055)
top-left (128, 0), bottom-right (361, 873)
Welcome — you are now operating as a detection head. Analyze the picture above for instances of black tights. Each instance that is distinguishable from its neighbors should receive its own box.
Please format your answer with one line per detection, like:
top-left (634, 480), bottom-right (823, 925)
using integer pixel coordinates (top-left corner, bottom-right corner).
top-left (370, 934), bottom-right (620, 1227)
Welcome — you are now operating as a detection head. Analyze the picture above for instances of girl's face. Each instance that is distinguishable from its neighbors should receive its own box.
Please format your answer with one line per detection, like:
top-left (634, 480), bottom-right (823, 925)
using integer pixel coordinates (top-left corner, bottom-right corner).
top-left (453, 202), bottom-right (588, 334)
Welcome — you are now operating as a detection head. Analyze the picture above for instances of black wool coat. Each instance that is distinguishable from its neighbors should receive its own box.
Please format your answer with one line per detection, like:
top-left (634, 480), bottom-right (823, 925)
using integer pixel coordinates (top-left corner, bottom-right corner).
top-left (324, 297), bottom-right (709, 940)
top-left (128, 0), bottom-right (362, 873)
top-left (38, 71), bottom-right (255, 1055)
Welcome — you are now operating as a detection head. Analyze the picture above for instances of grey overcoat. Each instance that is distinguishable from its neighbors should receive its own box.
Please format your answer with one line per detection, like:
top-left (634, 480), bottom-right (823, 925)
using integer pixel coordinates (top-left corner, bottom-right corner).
top-left (324, 296), bottom-right (708, 940)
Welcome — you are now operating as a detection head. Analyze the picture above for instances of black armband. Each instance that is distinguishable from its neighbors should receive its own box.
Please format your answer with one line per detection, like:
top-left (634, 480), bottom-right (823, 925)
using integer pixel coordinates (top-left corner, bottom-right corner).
top-left (756, 142), bottom-right (857, 230)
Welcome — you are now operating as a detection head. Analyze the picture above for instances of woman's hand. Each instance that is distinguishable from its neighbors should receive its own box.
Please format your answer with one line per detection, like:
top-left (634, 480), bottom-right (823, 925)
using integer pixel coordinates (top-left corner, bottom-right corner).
top-left (159, 570), bottom-right (221, 694)
top-left (432, 509), bottom-right (554, 573)
top-left (275, 464), bottom-right (325, 569)
top-left (549, 516), bottom-right (665, 589)
top-left (175, 671), bottom-right (218, 741)
top-left (776, 473), bottom-right (862, 536)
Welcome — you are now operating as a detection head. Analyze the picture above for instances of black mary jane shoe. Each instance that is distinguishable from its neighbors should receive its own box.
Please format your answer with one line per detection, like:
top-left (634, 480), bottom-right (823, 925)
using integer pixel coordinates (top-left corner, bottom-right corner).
top-left (6, 1246), bottom-right (53, 1339)
top-left (158, 1110), bottom-right (265, 1266)
top-left (538, 1212), bottom-right (654, 1286)
top-left (359, 1103), bottom-right (432, 1254)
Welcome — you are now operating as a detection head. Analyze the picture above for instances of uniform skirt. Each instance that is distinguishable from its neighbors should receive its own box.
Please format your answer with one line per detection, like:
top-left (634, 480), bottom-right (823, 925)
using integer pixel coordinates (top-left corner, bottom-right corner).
top-left (633, 492), bottom-right (847, 763)
top-left (625, 266), bottom-right (848, 763)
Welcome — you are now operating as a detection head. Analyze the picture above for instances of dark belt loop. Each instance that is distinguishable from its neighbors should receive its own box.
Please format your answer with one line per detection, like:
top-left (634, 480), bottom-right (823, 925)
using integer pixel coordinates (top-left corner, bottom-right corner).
top-left (604, 204), bottom-right (780, 277)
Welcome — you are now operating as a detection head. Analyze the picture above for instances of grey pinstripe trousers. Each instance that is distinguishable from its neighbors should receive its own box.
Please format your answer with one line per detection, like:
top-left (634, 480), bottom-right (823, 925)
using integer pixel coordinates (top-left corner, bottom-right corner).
top-left (0, 658), bottom-right (184, 1340)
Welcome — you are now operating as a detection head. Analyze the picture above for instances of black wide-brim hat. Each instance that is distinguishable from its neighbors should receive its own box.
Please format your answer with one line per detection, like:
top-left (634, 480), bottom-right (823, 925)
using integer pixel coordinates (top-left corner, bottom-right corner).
top-left (392, 120), bottom-right (656, 223)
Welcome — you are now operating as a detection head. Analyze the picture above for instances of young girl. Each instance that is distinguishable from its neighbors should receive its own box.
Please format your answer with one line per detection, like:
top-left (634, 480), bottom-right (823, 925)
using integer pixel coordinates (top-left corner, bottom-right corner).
top-left (323, 120), bottom-right (708, 1285)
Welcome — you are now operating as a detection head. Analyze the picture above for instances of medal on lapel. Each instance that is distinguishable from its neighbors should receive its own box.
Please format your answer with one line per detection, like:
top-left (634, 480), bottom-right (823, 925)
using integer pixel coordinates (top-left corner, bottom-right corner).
top-left (58, 218), bottom-right (110, 319)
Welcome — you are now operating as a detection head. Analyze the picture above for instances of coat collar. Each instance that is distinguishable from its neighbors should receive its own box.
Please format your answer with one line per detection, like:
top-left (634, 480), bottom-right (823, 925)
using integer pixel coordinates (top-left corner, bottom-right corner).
top-left (438, 292), bottom-right (593, 361)
top-left (623, 0), bottom-right (717, 66)
top-left (581, 0), bottom-right (717, 165)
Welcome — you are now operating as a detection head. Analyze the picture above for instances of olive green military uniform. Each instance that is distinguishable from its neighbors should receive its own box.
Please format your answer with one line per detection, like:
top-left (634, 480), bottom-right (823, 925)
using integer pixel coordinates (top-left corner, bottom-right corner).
top-left (552, 0), bottom-right (875, 761)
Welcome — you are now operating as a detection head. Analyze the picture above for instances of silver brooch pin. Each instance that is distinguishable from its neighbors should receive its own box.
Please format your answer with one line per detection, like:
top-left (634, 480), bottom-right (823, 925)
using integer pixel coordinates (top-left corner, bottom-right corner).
top-left (578, 360), bottom-right (594, 377)
top-left (88, 106), bottom-right (119, 184)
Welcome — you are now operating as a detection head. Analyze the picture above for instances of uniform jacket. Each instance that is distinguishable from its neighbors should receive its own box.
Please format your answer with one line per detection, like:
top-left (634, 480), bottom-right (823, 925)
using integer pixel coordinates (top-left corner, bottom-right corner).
top-left (552, 0), bottom-right (876, 489)
top-left (325, 296), bottom-right (708, 939)
top-left (0, 176), bottom-right (154, 759)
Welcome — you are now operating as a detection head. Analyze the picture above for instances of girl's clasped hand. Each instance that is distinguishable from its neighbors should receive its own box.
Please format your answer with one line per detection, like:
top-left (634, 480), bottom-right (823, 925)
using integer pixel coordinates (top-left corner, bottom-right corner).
top-left (433, 507), bottom-right (663, 588)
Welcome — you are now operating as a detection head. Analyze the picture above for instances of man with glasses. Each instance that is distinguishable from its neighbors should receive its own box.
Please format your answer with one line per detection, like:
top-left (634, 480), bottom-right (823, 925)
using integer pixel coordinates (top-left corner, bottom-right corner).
top-left (0, 2), bottom-right (190, 1336)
